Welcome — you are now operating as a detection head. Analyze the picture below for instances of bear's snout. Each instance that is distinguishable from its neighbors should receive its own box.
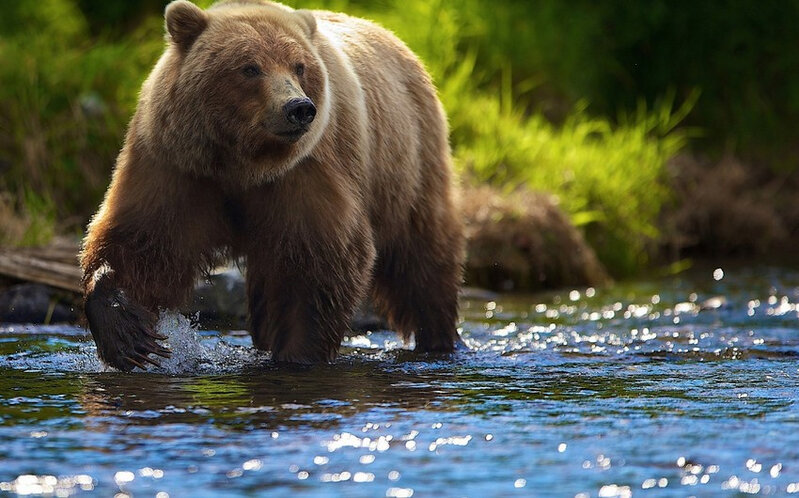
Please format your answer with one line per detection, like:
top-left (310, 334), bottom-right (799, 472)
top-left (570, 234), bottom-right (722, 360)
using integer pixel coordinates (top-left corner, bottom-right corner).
top-left (283, 97), bottom-right (316, 127)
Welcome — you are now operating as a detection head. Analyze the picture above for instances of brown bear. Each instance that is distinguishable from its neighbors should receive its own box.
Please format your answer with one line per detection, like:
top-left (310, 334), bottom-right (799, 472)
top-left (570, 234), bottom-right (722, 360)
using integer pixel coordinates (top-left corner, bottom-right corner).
top-left (80, 0), bottom-right (464, 371)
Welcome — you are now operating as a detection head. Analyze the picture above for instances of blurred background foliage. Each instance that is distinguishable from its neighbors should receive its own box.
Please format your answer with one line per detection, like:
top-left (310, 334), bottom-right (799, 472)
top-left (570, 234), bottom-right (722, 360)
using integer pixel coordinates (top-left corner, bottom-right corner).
top-left (1, 0), bottom-right (797, 276)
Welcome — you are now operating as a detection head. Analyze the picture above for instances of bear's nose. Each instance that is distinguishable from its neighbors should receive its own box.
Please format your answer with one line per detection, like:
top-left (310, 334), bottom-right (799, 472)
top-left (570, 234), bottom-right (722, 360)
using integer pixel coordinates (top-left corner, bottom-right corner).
top-left (284, 98), bottom-right (316, 126)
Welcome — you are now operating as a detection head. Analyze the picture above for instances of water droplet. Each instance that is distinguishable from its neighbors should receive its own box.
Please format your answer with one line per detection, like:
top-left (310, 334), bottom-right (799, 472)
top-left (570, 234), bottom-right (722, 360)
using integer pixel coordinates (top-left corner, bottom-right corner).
top-left (598, 484), bottom-right (631, 497)
top-left (353, 472), bottom-right (374, 483)
top-left (746, 459), bottom-right (762, 473)
top-left (114, 471), bottom-right (134, 485)
top-left (386, 487), bottom-right (413, 497)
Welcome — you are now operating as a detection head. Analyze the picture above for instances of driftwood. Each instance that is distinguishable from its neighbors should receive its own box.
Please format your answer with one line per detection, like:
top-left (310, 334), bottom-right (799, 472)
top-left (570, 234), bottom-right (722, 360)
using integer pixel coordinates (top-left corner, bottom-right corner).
top-left (0, 238), bottom-right (82, 293)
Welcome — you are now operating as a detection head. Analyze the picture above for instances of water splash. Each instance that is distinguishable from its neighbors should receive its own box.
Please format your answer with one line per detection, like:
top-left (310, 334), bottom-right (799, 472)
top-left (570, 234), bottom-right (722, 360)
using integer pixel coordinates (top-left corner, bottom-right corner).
top-left (149, 311), bottom-right (267, 375)
top-left (0, 312), bottom-right (266, 374)
top-left (152, 312), bottom-right (209, 373)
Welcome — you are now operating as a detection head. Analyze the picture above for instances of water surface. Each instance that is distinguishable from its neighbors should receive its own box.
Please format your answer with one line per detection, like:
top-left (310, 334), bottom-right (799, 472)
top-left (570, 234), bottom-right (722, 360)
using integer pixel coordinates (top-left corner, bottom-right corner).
top-left (2, 266), bottom-right (799, 496)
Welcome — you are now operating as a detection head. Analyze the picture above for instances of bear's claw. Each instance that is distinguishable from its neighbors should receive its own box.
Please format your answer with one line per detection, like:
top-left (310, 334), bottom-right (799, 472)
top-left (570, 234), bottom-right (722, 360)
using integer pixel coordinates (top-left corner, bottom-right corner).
top-left (85, 279), bottom-right (169, 372)
top-left (125, 350), bottom-right (167, 370)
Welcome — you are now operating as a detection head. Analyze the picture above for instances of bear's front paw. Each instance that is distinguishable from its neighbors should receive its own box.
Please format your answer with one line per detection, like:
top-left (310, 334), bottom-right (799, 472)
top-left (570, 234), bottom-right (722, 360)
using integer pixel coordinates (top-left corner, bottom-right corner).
top-left (85, 284), bottom-right (171, 372)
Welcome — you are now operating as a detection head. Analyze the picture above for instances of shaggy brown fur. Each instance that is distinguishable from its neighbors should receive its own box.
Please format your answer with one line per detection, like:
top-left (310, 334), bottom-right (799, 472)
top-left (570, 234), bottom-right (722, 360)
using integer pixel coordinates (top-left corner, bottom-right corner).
top-left (80, 0), bottom-right (464, 370)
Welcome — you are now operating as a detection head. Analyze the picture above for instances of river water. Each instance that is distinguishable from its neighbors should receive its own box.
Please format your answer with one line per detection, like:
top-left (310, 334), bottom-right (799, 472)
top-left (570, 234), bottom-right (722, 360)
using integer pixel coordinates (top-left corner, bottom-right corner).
top-left (2, 265), bottom-right (799, 496)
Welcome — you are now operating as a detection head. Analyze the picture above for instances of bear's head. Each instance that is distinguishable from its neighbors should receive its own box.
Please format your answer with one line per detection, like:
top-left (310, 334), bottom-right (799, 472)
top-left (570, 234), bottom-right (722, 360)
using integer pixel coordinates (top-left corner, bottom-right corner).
top-left (144, 0), bottom-right (329, 187)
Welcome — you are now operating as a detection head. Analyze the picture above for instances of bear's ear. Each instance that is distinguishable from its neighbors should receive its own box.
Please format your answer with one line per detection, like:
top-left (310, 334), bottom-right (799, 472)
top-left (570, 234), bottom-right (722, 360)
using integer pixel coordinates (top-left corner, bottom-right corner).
top-left (165, 0), bottom-right (209, 50)
top-left (295, 10), bottom-right (317, 36)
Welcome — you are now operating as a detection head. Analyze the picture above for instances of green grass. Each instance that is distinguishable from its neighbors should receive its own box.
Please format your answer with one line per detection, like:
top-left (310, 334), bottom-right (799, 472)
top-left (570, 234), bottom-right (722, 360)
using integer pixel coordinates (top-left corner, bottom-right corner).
top-left (447, 87), bottom-right (694, 276)
top-left (0, 0), bottom-right (163, 245)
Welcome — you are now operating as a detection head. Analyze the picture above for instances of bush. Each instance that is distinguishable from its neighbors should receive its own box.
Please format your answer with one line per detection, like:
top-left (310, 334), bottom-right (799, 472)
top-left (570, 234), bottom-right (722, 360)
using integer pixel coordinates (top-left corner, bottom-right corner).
top-left (443, 67), bottom-right (694, 275)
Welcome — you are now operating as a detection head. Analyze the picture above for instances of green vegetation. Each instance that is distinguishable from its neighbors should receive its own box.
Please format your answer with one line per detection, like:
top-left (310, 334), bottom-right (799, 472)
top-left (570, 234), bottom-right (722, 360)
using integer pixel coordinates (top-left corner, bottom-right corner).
top-left (0, 0), bottom-right (164, 244)
top-left (1, 0), bottom-right (795, 275)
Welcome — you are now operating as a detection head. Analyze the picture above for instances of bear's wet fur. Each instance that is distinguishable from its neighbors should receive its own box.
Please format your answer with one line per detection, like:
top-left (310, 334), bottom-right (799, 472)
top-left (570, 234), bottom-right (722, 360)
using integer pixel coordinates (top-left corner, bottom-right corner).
top-left (80, 0), bottom-right (464, 371)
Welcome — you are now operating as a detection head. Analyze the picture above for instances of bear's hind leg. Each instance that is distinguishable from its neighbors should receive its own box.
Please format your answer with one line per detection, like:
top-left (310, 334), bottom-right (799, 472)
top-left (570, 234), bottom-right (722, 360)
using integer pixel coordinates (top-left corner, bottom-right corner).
top-left (372, 214), bottom-right (464, 353)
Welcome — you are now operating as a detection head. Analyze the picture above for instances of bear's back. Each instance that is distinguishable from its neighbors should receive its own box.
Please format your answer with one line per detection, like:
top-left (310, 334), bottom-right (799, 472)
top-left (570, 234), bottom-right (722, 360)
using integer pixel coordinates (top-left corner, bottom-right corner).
top-left (313, 11), bottom-right (449, 239)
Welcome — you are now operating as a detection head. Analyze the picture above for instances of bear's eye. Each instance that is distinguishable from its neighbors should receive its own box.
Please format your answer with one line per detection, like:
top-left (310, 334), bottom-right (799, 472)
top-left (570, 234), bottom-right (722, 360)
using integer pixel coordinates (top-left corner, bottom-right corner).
top-left (295, 63), bottom-right (305, 77)
top-left (242, 65), bottom-right (262, 78)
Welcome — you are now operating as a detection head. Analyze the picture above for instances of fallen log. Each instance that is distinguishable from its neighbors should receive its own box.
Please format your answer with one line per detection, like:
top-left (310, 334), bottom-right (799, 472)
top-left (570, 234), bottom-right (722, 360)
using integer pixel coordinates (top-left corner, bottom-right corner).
top-left (0, 239), bottom-right (82, 293)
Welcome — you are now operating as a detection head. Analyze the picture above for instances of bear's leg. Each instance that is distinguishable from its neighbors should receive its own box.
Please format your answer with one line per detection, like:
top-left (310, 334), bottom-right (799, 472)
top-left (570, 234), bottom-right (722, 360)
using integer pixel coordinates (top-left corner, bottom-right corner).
top-left (243, 165), bottom-right (377, 363)
top-left (372, 208), bottom-right (465, 353)
top-left (246, 232), bottom-right (375, 363)
top-left (81, 157), bottom-right (228, 371)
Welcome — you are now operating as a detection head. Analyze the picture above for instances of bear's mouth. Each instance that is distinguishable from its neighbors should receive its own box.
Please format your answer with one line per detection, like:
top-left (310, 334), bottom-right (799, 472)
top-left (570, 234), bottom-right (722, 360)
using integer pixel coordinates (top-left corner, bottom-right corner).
top-left (275, 127), bottom-right (309, 143)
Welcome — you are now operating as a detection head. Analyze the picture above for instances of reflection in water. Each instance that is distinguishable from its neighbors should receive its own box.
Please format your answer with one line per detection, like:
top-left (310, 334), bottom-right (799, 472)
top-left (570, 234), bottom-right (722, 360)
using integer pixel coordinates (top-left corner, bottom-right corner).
top-left (76, 363), bottom-right (458, 431)
top-left (2, 265), bottom-right (799, 496)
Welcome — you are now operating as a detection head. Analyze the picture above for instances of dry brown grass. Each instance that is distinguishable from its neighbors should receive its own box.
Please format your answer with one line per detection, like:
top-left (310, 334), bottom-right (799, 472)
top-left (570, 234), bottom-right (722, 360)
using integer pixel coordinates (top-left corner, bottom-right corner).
top-left (0, 194), bottom-right (36, 246)
top-left (662, 154), bottom-right (789, 257)
top-left (461, 185), bottom-right (610, 292)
